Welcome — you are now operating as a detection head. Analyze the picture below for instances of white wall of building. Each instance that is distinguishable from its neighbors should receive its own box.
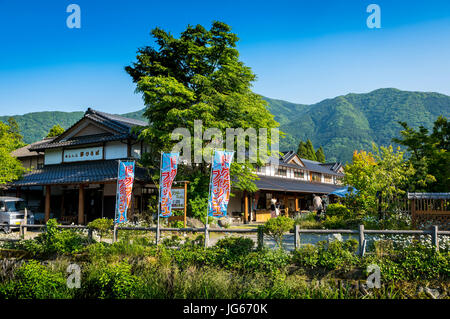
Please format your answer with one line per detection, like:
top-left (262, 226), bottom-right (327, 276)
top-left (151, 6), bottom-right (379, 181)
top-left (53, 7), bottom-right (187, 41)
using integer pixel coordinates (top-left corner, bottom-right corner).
top-left (44, 149), bottom-right (62, 165)
top-left (105, 141), bottom-right (127, 159)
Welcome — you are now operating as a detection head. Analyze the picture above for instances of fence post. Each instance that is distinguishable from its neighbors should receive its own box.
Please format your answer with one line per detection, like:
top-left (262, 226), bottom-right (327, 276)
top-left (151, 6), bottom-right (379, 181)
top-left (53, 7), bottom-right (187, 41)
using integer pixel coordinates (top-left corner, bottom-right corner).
top-left (88, 228), bottom-right (93, 242)
top-left (294, 225), bottom-right (300, 250)
top-left (257, 226), bottom-right (264, 250)
top-left (23, 208), bottom-right (28, 238)
top-left (156, 226), bottom-right (160, 245)
top-left (113, 224), bottom-right (118, 243)
top-left (19, 224), bottom-right (24, 239)
top-left (358, 224), bottom-right (365, 256)
top-left (204, 224), bottom-right (209, 249)
top-left (432, 225), bottom-right (439, 252)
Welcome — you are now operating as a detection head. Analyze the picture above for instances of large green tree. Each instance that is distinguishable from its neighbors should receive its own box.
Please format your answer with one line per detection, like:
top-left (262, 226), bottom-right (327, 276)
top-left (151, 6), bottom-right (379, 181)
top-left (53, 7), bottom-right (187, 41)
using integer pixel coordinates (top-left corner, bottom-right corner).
top-left (0, 122), bottom-right (26, 185)
top-left (393, 115), bottom-right (449, 192)
top-left (125, 21), bottom-right (280, 218)
top-left (46, 124), bottom-right (65, 138)
top-left (297, 139), bottom-right (326, 162)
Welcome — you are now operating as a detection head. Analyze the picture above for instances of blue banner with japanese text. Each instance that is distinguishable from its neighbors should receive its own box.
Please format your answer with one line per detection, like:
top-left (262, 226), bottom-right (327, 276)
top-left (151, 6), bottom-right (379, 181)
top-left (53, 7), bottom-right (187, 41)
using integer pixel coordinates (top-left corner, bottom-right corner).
top-left (159, 153), bottom-right (179, 217)
top-left (208, 150), bottom-right (234, 218)
top-left (115, 160), bottom-right (135, 224)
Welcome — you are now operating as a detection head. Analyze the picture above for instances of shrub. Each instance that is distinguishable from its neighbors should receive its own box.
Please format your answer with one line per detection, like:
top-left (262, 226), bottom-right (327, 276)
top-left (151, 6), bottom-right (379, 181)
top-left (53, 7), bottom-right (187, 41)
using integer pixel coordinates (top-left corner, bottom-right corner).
top-left (293, 239), bottom-right (359, 271)
top-left (81, 260), bottom-right (140, 299)
top-left (263, 216), bottom-right (294, 248)
top-left (322, 215), bottom-right (347, 229)
top-left (215, 236), bottom-right (254, 257)
top-left (16, 219), bottom-right (89, 256)
top-left (87, 218), bottom-right (114, 241)
top-left (294, 212), bottom-right (323, 229)
top-left (325, 204), bottom-right (350, 218)
top-left (1, 260), bottom-right (70, 299)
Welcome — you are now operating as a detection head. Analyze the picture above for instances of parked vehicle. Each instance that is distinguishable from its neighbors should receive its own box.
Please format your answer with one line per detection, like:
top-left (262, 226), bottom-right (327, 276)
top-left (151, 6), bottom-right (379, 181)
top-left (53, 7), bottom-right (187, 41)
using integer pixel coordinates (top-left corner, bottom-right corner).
top-left (0, 197), bottom-right (34, 232)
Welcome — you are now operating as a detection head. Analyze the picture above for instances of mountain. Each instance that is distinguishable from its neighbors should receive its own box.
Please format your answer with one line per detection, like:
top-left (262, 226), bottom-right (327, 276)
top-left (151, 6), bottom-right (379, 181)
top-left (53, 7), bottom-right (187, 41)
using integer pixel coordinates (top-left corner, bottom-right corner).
top-left (278, 88), bottom-right (450, 162)
top-left (1, 88), bottom-right (449, 163)
top-left (0, 111), bottom-right (84, 144)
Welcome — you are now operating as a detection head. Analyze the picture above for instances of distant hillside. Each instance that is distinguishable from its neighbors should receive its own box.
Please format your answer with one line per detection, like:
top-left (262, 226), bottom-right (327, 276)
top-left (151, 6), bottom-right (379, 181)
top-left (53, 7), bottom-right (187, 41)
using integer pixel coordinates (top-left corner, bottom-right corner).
top-left (1, 88), bottom-right (449, 162)
top-left (280, 88), bottom-right (450, 162)
top-left (0, 111), bottom-right (84, 144)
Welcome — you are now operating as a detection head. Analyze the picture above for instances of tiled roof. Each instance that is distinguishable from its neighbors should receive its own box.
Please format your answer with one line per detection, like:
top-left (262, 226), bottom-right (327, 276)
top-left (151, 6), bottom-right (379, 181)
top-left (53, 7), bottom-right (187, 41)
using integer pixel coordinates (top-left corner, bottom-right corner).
top-left (300, 158), bottom-right (344, 176)
top-left (30, 108), bottom-right (147, 151)
top-left (30, 133), bottom-right (129, 150)
top-left (253, 175), bottom-right (342, 194)
top-left (11, 138), bottom-right (54, 157)
top-left (10, 159), bottom-right (150, 186)
top-left (273, 151), bottom-right (344, 177)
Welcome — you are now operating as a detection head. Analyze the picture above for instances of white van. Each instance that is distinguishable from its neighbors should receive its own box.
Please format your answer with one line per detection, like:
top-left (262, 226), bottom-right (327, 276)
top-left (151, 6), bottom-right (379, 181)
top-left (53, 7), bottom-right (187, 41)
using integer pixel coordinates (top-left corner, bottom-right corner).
top-left (0, 197), bottom-right (34, 232)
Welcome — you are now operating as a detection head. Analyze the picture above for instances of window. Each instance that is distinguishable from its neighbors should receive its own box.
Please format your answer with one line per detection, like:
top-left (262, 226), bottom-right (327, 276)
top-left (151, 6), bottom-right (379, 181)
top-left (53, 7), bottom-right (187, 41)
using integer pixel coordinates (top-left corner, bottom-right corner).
top-left (294, 170), bottom-right (305, 179)
top-left (311, 173), bottom-right (321, 182)
top-left (5, 200), bottom-right (27, 212)
top-left (276, 168), bottom-right (287, 176)
top-left (324, 174), bottom-right (332, 183)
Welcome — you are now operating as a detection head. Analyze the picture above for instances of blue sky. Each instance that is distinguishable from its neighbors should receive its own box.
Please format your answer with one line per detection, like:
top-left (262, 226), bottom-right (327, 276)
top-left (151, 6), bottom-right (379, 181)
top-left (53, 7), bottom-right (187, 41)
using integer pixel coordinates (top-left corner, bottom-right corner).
top-left (0, 0), bottom-right (449, 115)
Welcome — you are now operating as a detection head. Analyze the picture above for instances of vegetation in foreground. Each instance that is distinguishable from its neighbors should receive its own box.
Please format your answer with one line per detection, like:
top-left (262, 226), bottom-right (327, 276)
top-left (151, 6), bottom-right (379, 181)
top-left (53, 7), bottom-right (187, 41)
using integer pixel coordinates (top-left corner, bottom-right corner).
top-left (0, 220), bottom-right (448, 299)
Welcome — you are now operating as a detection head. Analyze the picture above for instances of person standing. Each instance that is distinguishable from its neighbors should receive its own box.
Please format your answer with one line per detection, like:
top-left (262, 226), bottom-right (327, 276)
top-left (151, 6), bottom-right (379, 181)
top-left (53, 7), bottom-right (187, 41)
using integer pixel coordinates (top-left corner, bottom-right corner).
top-left (313, 194), bottom-right (323, 221)
top-left (270, 198), bottom-right (277, 218)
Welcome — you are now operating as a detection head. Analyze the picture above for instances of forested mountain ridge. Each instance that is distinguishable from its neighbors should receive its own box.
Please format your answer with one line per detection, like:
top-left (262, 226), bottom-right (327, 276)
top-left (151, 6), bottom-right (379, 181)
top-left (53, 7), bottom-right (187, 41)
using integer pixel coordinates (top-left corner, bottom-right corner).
top-left (1, 88), bottom-right (449, 163)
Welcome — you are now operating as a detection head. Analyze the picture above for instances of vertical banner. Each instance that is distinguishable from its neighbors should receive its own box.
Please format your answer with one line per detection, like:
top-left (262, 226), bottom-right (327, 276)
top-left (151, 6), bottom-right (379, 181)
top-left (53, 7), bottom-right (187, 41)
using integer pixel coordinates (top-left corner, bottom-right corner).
top-left (115, 160), bottom-right (135, 224)
top-left (159, 153), bottom-right (179, 217)
top-left (208, 150), bottom-right (234, 218)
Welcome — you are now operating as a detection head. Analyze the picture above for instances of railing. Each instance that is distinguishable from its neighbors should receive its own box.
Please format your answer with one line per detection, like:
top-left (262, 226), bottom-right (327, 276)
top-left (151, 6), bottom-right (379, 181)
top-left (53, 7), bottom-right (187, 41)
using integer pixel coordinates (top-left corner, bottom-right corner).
top-left (12, 223), bottom-right (450, 255)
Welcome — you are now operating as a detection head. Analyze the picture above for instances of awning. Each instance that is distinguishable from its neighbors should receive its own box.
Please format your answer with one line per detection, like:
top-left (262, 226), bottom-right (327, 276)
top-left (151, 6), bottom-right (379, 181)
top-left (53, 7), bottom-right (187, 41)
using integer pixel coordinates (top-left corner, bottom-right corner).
top-left (10, 159), bottom-right (150, 186)
top-left (253, 175), bottom-right (342, 194)
top-left (328, 187), bottom-right (358, 197)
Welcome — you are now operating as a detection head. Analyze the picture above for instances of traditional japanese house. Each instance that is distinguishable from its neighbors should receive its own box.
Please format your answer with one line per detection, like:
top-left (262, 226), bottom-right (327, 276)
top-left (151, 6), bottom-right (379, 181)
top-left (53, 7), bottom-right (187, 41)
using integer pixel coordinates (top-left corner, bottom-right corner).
top-left (228, 151), bottom-right (345, 222)
top-left (10, 108), bottom-right (155, 224)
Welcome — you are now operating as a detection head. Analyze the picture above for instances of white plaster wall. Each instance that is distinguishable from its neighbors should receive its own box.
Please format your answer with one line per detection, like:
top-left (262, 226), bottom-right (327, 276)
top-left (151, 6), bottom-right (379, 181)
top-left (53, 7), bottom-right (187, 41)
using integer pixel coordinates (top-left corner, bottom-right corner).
top-left (45, 149), bottom-right (62, 165)
top-left (105, 141), bottom-right (127, 159)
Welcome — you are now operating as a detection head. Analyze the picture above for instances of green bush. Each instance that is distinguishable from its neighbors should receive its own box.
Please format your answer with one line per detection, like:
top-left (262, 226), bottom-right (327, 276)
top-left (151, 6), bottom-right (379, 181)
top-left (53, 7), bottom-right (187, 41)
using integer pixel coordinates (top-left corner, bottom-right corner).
top-left (294, 212), bottom-right (323, 229)
top-left (263, 216), bottom-right (294, 248)
top-left (81, 260), bottom-right (140, 299)
top-left (87, 218), bottom-right (114, 240)
top-left (293, 239), bottom-right (359, 270)
top-left (326, 204), bottom-right (350, 218)
top-left (16, 219), bottom-right (89, 256)
top-left (215, 236), bottom-right (254, 257)
top-left (0, 260), bottom-right (70, 299)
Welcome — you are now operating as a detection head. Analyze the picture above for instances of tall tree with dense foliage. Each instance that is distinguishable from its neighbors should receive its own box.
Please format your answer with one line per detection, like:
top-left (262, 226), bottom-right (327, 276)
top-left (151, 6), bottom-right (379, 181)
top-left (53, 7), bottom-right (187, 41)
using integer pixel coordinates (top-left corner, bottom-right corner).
top-left (125, 21), bottom-right (280, 218)
top-left (0, 122), bottom-right (26, 185)
top-left (7, 117), bottom-right (25, 149)
top-left (393, 115), bottom-right (449, 192)
top-left (297, 139), bottom-right (326, 162)
top-left (46, 124), bottom-right (65, 138)
top-left (315, 146), bottom-right (326, 163)
top-left (343, 145), bottom-right (415, 222)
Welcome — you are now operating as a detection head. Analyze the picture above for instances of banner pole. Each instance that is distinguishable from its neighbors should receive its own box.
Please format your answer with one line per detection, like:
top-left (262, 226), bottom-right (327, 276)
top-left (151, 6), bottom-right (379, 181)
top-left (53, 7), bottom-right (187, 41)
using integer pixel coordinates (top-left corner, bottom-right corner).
top-left (205, 149), bottom-right (215, 234)
top-left (156, 152), bottom-right (163, 245)
top-left (114, 160), bottom-right (121, 226)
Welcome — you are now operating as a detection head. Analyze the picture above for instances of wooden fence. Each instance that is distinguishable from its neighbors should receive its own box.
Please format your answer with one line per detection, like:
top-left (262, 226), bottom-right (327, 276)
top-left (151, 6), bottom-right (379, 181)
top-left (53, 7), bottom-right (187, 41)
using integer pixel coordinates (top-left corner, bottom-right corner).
top-left (13, 223), bottom-right (450, 255)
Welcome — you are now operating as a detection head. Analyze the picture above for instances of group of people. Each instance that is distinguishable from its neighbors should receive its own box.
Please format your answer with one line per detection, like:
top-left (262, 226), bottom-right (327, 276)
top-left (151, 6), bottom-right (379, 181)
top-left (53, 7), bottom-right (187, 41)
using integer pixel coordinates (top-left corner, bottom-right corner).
top-left (269, 194), bottom-right (328, 220)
